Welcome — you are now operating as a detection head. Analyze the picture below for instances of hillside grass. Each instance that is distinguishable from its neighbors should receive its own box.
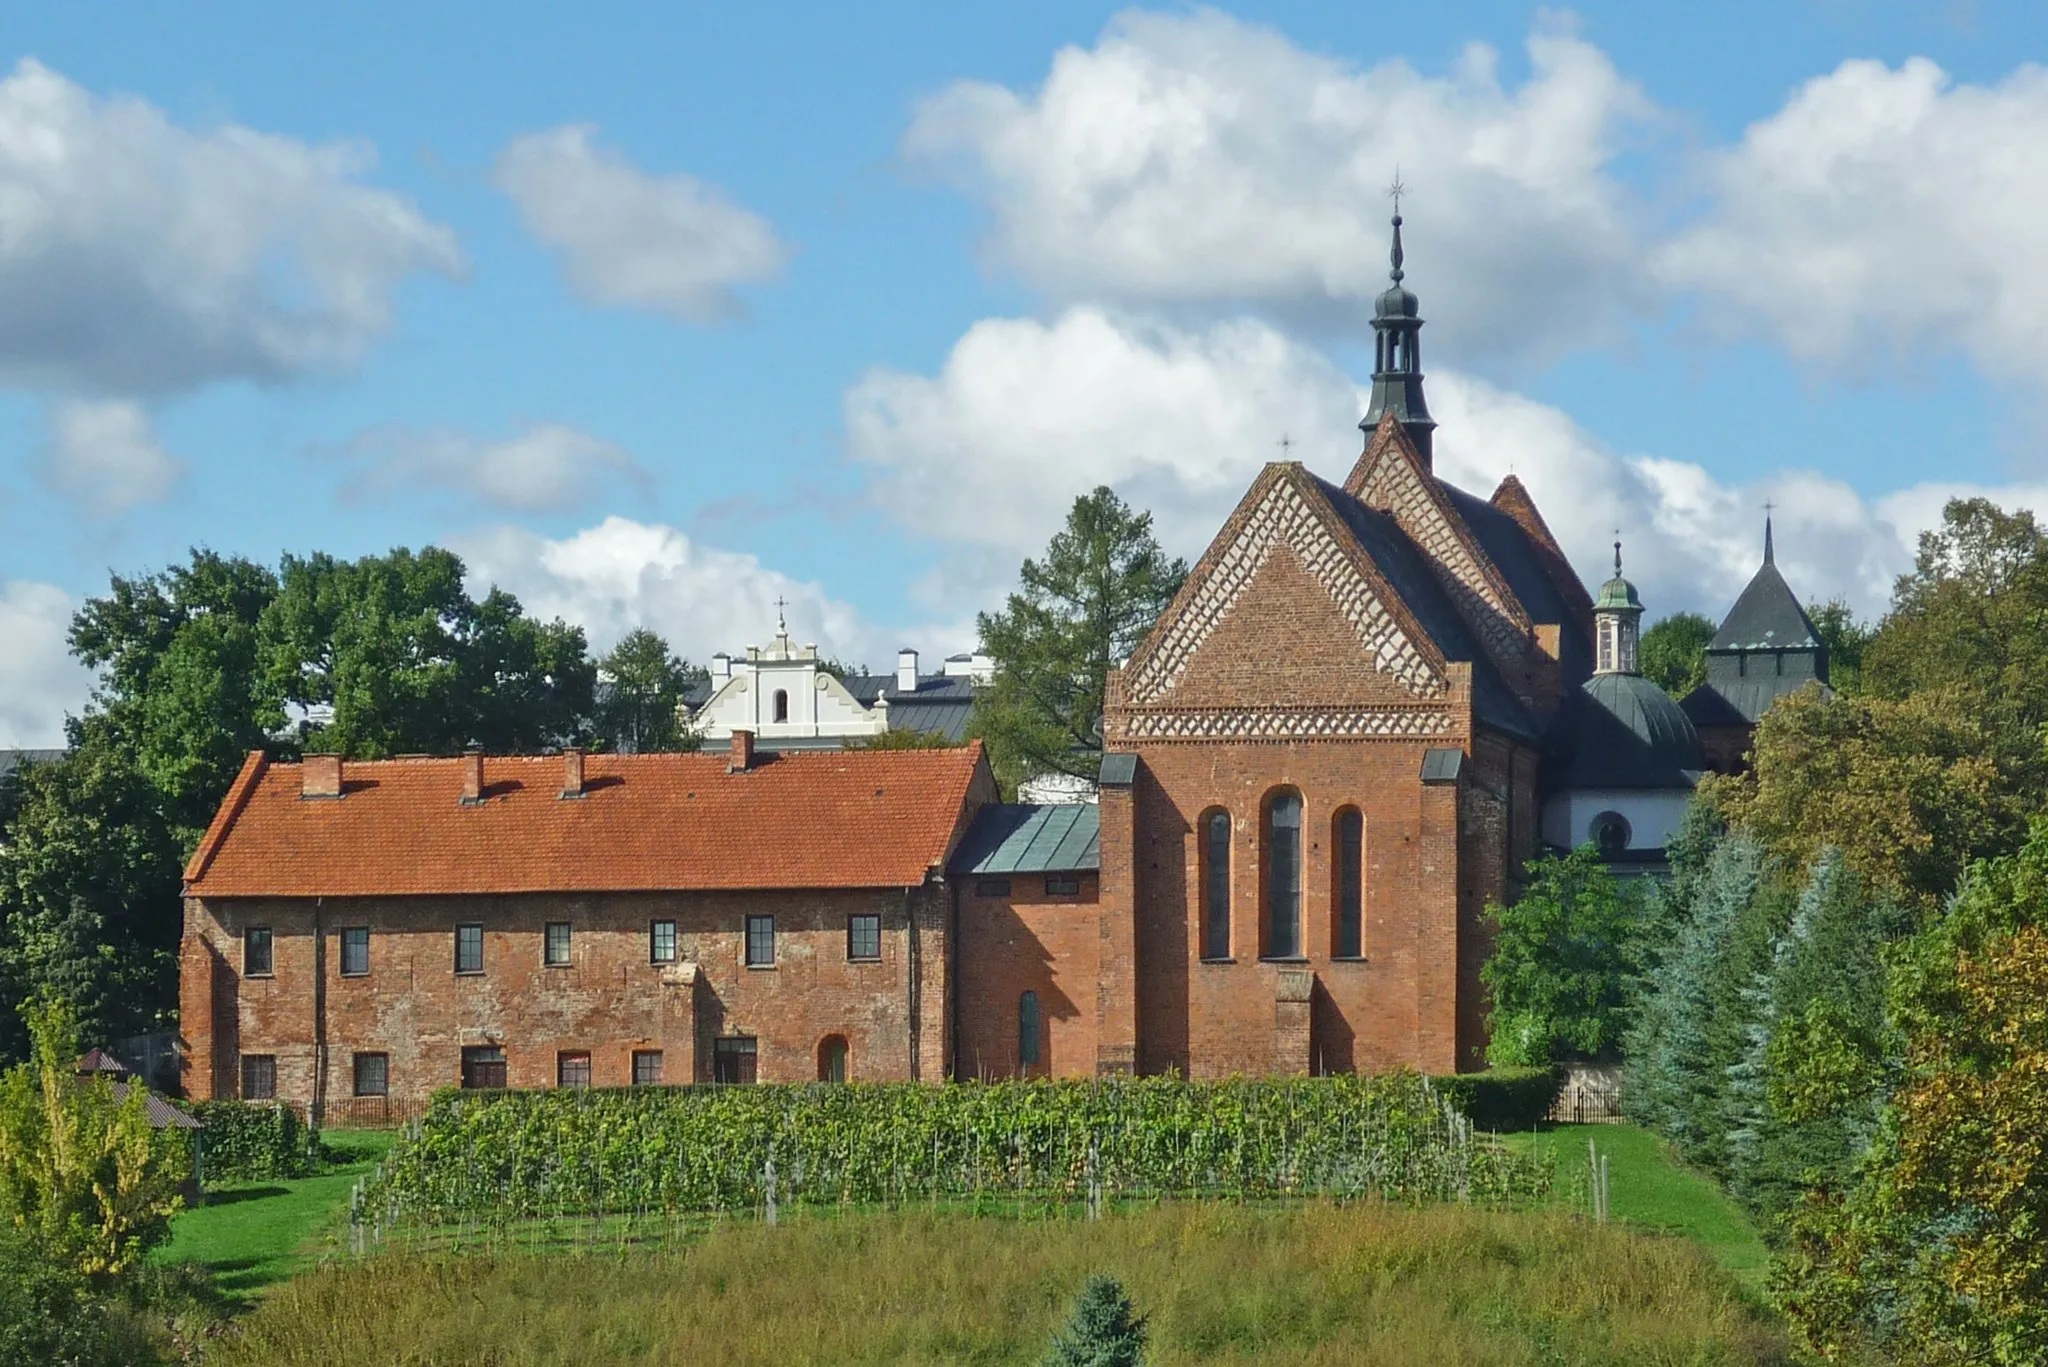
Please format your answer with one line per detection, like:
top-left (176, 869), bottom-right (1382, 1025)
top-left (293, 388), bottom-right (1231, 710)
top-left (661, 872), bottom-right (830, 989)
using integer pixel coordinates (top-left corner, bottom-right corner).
top-left (1503, 1124), bottom-right (1771, 1287)
top-left (207, 1201), bottom-right (1791, 1366)
top-left (153, 1129), bottom-right (397, 1302)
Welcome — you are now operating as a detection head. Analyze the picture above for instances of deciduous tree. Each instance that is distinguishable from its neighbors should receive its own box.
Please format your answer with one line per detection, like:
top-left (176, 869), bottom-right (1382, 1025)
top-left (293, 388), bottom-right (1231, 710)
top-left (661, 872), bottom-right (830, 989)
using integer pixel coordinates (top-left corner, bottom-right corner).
top-left (1638, 611), bottom-right (1715, 699)
top-left (592, 629), bottom-right (703, 753)
top-left (1482, 845), bottom-right (1642, 1067)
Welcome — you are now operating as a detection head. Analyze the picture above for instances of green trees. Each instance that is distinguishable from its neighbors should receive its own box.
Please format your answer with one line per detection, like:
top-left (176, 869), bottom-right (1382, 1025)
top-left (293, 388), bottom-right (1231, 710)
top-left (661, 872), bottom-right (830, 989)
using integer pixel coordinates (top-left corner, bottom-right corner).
top-left (1638, 611), bottom-right (1715, 698)
top-left (1481, 846), bottom-right (1641, 1066)
top-left (591, 628), bottom-right (704, 753)
top-left (1781, 823), bottom-right (2048, 1364)
top-left (1043, 1276), bottom-right (1148, 1367)
top-left (973, 488), bottom-right (1186, 794)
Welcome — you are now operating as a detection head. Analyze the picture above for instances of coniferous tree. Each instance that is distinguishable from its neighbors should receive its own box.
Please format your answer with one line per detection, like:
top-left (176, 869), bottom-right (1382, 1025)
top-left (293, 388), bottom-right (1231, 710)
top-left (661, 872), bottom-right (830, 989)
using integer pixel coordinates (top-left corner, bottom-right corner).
top-left (1043, 1275), bottom-right (1148, 1367)
top-left (974, 489), bottom-right (1186, 795)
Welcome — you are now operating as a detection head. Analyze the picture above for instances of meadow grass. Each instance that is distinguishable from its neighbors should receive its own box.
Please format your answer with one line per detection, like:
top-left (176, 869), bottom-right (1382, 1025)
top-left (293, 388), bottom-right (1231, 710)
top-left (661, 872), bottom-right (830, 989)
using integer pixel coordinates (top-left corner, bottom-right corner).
top-left (210, 1201), bottom-right (1790, 1366)
top-left (154, 1129), bottom-right (397, 1301)
top-left (1503, 1124), bottom-right (1771, 1287)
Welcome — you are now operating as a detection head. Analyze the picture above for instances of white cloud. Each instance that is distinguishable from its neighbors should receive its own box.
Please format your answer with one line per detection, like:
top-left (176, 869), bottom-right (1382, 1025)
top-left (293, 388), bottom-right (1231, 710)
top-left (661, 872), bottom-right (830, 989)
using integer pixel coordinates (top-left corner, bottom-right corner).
top-left (848, 307), bottom-right (1359, 581)
top-left (0, 58), bottom-right (460, 394)
top-left (905, 10), bottom-right (1656, 360)
top-left (454, 516), bottom-right (906, 668)
top-left (1659, 56), bottom-right (2048, 391)
top-left (333, 421), bottom-right (648, 514)
top-left (495, 125), bottom-right (787, 322)
top-left (841, 305), bottom-right (2046, 623)
top-left (0, 579), bottom-right (86, 748)
top-left (41, 398), bottom-right (181, 514)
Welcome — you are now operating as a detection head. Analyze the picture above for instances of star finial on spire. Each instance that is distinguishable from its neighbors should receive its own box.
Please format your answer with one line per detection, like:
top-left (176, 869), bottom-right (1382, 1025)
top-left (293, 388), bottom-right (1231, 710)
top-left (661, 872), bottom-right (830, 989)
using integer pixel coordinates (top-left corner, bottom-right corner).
top-left (1386, 169), bottom-right (1406, 283)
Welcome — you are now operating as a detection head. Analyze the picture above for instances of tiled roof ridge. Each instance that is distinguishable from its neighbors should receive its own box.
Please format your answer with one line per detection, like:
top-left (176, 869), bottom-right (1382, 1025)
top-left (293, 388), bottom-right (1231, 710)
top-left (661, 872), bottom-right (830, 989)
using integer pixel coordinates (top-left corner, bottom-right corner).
top-left (182, 750), bottom-right (268, 886)
top-left (1488, 473), bottom-right (1597, 628)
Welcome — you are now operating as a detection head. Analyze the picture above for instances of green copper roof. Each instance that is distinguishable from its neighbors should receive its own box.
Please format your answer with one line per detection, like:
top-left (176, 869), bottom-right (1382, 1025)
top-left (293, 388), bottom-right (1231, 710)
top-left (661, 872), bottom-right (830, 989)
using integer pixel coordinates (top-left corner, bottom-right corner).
top-left (1562, 673), bottom-right (1702, 790)
top-left (948, 803), bottom-right (1101, 875)
top-left (1595, 539), bottom-right (1642, 613)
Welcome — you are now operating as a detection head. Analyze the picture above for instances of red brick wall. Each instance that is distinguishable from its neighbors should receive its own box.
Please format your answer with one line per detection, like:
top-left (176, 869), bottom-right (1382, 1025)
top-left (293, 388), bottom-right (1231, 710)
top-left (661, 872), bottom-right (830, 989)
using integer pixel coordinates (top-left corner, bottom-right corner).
top-left (182, 884), bottom-right (949, 1112)
top-left (1121, 735), bottom-right (1478, 1079)
top-left (952, 872), bottom-right (1101, 1080)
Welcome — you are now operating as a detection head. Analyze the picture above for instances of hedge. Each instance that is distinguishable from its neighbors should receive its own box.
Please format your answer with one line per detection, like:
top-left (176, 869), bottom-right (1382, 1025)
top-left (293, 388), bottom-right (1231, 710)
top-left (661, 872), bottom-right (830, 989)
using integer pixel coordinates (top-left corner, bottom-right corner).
top-left (1429, 1067), bottom-right (1566, 1132)
top-left (367, 1071), bottom-right (1551, 1221)
top-left (188, 1100), bottom-right (321, 1181)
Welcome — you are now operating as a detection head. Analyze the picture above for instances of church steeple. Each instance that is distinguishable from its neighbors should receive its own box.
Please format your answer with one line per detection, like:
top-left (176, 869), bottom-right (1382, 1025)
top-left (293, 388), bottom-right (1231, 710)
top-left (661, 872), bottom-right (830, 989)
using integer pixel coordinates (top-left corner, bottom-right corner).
top-left (1359, 193), bottom-right (1437, 467)
top-left (1593, 537), bottom-right (1644, 676)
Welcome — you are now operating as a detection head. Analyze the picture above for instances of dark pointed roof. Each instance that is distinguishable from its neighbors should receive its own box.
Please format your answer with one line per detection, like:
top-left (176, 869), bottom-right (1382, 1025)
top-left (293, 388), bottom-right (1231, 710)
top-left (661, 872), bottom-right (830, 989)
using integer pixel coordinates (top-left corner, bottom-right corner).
top-left (1708, 525), bottom-right (1822, 652)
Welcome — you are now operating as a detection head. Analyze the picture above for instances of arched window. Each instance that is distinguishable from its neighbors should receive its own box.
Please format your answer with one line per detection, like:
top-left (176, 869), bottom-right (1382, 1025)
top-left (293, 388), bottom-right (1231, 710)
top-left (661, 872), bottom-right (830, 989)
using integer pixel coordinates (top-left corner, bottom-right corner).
top-left (1333, 807), bottom-right (1363, 958)
top-left (1200, 808), bottom-right (1231, 959)
top-left (1264, 789), bottom-right (1303, 959)
top-left (817, 1035), bottom-right (848, 1083)
top-left (1018, 991), bottom-right (1041, 1073)
top-left (1590, 811), bottom-right (1632, 859)
top-left (773, 689), bottom-right (789, 723)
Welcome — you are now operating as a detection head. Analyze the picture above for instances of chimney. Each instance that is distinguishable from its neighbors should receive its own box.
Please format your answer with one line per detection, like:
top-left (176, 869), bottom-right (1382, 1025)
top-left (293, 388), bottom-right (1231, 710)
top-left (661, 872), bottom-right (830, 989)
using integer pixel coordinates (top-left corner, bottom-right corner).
top-left (302, 753), bottom-right (343, 800)
top-left (710, 652), bottom-right (731, 681)
top-left (459, 748), bottom-right (484, 804)
top-left (729, 728), bottom-right (755, 773)
top-left (560, 746), bottom-right (586, 800)
top-left (896, 647), bottom-right (919, 692)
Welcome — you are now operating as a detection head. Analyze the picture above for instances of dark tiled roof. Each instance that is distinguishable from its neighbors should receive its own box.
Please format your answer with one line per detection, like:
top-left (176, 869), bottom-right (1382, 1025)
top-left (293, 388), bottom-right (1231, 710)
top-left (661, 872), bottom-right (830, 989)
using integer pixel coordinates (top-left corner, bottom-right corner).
top-left (1683, 674), bottom-right (1829, 728)
top-left (1710, 562), bottom-right (1822, 652)
top-left (1311, 476), bottom-right (1542, 743)
top-left (1441, 485), bottom-right (1592, 684)
top-left (76, 1048), bottom-right (131, 1075)
top-left (949, 803), bottom-right (1101, 875)
top-left (185, 746), bottom-right (989, 897)
top-left (100, 1079), bottom-right (202, 1129)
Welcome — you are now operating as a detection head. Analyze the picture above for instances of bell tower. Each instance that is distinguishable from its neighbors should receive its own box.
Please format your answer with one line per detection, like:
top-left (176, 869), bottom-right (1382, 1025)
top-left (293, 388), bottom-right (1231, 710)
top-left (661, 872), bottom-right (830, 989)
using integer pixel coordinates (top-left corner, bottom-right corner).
top-left (1359, 188), bottom-right (1437, 466)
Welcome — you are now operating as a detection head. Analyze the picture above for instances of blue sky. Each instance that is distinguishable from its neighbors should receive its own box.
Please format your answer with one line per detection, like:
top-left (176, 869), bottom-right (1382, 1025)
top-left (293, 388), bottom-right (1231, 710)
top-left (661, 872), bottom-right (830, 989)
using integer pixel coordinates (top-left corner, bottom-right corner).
top-left (5, 0), bottom-right (2048, 744)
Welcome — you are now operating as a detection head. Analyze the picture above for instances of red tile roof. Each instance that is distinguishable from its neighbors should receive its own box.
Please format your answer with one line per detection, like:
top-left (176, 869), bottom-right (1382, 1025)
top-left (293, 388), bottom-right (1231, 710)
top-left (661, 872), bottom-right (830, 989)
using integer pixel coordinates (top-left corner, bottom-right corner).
top-left (184, 745), bottom-right (991, 898)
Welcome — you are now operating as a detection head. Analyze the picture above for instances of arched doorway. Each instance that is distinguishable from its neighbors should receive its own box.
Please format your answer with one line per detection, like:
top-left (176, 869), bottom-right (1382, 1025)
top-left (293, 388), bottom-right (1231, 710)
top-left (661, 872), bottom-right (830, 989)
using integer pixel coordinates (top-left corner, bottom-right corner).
top-left (817, 1034), bottom-right (849, 1083)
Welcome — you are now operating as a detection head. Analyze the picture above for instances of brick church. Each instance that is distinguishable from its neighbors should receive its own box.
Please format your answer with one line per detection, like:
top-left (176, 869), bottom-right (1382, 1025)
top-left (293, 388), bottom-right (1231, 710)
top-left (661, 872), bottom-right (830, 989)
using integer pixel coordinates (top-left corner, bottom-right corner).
top-left (179, 215), bottom-right (1817, 1113)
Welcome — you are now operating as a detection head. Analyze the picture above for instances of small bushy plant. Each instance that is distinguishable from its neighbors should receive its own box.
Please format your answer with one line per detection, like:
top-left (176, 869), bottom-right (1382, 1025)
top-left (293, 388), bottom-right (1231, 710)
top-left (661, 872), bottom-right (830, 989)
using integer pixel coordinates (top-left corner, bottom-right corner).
top-left (188, 1098), bottom-right (322, 1180)
top-left (1430, 1067), bottom-right (1565, 1132)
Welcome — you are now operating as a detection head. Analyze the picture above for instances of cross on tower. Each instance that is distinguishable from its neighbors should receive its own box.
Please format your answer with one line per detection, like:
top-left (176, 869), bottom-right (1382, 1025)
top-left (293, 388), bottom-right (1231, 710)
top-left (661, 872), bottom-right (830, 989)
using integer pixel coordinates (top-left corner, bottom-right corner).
top-left (1277, 432), bottom-right (1294, 456)
top-left (774, 595), bottom-right (788, 633)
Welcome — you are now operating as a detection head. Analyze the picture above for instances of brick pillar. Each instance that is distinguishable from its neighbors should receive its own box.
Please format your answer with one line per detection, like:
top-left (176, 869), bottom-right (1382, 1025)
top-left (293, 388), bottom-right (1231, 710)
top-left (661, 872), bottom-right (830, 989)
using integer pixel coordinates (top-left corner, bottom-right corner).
top-left (1274, 967), bottom-right (1314, 1076)
top-left (177, 924), bottom-right (215, 1100)
top-left (1416, 772), bottom-right (1463, 1076)
top-left (1095, 755), bottom-right (1140, 1075)
top-left (660, 962), bottom-right (701, 1085)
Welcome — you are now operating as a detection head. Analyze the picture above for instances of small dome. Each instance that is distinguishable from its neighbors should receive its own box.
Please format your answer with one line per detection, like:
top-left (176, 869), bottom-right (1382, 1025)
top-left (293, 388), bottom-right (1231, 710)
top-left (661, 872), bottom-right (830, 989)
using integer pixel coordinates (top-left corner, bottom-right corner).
top-left (1563, 673), bottom-right (1702, 790)
top-left (1595, 574), bottom-right (1642, 612)
top-left (1375, 282), bottom-right (1420, 319)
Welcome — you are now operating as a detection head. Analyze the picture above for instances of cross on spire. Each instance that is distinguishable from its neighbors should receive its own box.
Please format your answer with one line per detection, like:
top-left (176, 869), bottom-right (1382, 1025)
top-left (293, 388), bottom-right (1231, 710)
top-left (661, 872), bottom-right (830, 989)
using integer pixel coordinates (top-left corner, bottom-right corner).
top-left (774, 595), bottom-right (788, 634)
top-left (1277, 432), bottom-right (1294, 456)
top-left (1761, 501), bottom-right (1776, 567)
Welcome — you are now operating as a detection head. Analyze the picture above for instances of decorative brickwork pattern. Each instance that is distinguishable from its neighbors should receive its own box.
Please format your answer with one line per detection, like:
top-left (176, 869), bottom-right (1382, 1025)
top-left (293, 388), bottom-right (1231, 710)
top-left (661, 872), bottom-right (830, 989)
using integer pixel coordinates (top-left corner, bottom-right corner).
top-left (1125, 478), bottom-right (1444, 706)
top-left (1356, 446), bottom-right (1532, 671)
top-left (1115, 706), bottom-right (1457, 742)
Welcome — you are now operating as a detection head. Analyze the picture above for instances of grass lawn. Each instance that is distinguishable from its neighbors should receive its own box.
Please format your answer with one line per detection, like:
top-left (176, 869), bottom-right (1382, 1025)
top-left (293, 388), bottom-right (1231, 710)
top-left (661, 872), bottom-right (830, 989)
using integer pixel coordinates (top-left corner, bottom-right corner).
top-left (1503, 1123), bottom-right (1771, 1287)
top-left (208, 1202), bottom-right (1792, 1366)
top-left (153, 1129), bottom-right (397, 1302)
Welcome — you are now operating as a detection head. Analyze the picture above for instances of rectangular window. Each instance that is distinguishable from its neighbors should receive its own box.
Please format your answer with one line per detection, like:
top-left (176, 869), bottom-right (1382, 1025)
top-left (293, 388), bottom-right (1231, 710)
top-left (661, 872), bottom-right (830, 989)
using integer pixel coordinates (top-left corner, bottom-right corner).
top-left (632, 1050), bottom-right (663, 1086)
top-left (847, 913), bottom-right (881, 961)
top-left (460, 1045), bottom-right (506, 1090)
top-left (1335, 809), bottom-right (1364, 959)
top-left (1045, 876), bottom-right (1080, 896)
top-left (976, 877), bottom-right (1012, 897)
top-left (1202, 810), bottom-right (1232, 960)
top-left (745, 915), bottom-right (775, 967)
top-left (352, 1052), bottom-right (388, 1097)
top-left (243, 927), bottom-right (274, 977)
top-left (556, 1051), bottom-right (591, 1088)
top-left (650, 919), bottom-right (678, 964)
top-left (241, 1054), bottom-right (277, 1101)
top-left (544, 921), bottom-right (572, 967)
top-left (340, 927), bottom-right (370, 977)
top-left (455, 924), bottom-right (484, 975)
top-left (713, 1036), bottom-right (758, 1084)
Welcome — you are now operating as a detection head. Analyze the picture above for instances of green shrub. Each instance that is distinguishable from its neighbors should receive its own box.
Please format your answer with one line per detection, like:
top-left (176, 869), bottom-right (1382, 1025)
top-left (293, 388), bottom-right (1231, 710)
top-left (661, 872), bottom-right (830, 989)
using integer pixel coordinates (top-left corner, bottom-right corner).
top-left (188, 1100), bottom-right (321, 1181)
top-left (0, 1226), bottom-right (155, 1367)
top-left (1044, 1274), bottom-right (1148, 1366)
top-left (1430, 1067), bottom-right (1566, 1132)
top-left (369, 1071), bottom-right (1551, 1222)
